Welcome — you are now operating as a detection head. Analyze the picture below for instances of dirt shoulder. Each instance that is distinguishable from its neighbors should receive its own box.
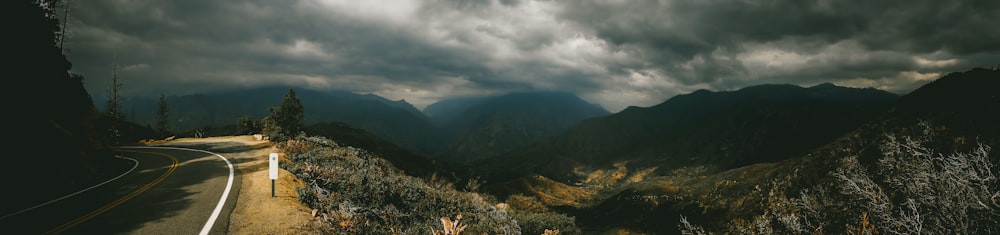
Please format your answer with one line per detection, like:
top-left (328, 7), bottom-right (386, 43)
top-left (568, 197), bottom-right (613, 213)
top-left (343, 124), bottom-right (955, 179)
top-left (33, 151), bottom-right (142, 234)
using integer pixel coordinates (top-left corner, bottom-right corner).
top-left (148, 136), bottom-right (314, 234)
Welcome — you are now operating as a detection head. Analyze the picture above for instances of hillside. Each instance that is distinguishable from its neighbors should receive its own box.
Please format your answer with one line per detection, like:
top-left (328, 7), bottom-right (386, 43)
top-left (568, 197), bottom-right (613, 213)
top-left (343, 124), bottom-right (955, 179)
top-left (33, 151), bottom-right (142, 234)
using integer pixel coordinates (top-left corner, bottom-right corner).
top-left (277, 135), bottom-right (582, 234)
top-left (430, 91), bottom-right (610, 163)
top-left (474, 67), bottom-right (1000, 234)
top-left (6, 0), bottom-right (131, 215)
top-left (305, 122), bottom-right (463, 179)
top-left (887, 67), bottom-right (1000, 144)
top-left (478, 83), bottom-right (898, 183)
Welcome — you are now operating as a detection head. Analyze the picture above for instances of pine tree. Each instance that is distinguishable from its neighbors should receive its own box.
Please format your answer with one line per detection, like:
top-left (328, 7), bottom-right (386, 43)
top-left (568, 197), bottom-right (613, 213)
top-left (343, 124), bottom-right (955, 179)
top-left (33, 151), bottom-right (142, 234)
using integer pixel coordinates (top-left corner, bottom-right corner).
top-left (263, 88), bottom-right (304, 140)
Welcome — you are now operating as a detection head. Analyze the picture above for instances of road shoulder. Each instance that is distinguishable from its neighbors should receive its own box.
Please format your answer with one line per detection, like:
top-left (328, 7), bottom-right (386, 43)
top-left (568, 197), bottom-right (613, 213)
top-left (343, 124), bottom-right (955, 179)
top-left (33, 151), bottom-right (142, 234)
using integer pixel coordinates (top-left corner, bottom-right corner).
top-left (151, 136), bottom-right (315, 234)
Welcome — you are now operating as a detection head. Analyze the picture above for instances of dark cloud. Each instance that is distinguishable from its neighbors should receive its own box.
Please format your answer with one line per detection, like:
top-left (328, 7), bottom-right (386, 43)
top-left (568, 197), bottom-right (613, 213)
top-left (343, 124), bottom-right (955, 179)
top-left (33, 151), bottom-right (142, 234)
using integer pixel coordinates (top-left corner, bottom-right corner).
top-left (559, 0), bottom-right (1000, 90)
top-left (63, 0), bottom-right (1000, 112)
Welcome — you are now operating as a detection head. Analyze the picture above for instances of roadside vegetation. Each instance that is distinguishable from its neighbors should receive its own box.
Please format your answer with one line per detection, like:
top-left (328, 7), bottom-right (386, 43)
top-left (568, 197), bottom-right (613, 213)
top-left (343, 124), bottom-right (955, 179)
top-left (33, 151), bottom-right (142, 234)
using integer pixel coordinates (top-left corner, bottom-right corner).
top-left (679, 122), bottom-right (999, 234)
top-left (279, 136), bottom-right (580, 234)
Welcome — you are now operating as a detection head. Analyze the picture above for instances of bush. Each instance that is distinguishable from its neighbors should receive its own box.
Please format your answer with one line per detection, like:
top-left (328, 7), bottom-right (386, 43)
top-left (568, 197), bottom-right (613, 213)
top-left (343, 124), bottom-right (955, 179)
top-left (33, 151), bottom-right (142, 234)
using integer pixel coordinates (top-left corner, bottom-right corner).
top-left (503, 194), bottom-right (581, 234)
top-left (681, 122), bottom-right (999, 234)
top-left (283, 136), bottom-right (529, 234)
top-left (510, 211), bottom-right (579, 235)
top-left (832, 123), bottom-right (998, 234)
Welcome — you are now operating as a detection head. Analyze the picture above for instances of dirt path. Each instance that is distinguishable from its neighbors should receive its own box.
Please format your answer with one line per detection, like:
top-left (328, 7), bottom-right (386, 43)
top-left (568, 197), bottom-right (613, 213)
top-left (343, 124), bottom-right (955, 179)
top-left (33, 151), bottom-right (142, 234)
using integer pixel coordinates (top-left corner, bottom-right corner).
top-left (150, 136), bottom-right (314, 234)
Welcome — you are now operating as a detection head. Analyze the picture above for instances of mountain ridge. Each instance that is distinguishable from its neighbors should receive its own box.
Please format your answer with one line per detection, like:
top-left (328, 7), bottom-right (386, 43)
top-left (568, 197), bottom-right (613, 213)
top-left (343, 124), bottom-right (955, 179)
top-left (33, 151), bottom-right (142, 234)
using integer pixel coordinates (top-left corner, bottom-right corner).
top-left (477, 82), bottom-right (900, 187)
top-left (115, 86), bottom-right (442, 152)
top-left (467, 67), bottom-right (999, 234)
top-left (429, 91), bottom-right (611, 163)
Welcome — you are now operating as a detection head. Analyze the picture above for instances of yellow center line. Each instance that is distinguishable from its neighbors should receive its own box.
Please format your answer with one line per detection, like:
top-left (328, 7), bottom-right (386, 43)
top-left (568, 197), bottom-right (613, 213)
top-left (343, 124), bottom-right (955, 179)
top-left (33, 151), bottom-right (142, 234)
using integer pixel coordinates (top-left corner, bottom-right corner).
top-left (46, 150), bottom-right (178, 235)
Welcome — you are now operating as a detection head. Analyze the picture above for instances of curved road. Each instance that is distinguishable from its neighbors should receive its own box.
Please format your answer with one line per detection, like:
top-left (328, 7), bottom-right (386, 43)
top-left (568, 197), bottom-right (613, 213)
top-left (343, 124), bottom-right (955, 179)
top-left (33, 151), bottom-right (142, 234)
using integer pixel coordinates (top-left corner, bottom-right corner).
top-left (0, 146), bottom-right (239, 234)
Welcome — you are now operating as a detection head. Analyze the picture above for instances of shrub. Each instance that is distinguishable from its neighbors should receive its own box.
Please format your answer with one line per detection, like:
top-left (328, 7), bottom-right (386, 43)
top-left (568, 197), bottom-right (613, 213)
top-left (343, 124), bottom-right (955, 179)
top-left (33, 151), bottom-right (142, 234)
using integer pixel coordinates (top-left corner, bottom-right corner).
top-left (833, 124), bottom-right (998, 234)
top-left (681, 122), bottom-right (999, 234)
top-left (510, 211), bottom-right (579, 235)
top-left (284, 136), bottom-right (527, 234)
top-left (504, 194), bottom-right (581, 234)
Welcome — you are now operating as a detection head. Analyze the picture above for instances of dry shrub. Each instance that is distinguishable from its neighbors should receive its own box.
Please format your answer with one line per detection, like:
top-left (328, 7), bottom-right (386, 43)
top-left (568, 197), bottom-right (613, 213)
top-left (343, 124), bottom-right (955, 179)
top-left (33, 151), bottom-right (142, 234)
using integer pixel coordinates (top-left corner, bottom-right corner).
top-left (432, 214), bottom-right (468, 235)
top-left (283, 136), bottom-right (526, 234)
top-left (681, 122), bottom-right (1000, 234)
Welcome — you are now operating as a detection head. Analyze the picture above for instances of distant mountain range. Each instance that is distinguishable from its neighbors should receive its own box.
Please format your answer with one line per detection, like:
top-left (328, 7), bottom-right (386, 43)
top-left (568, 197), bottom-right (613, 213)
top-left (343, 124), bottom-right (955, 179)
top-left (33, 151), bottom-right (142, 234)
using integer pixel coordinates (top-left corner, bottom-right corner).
top-left (110, 68), bottom-right (997, 196)
top-left (429, 92), bottom-right (610, 163)
top-left (115, 87), bottom-right (440, 152)
top-left (477, 82), bottom-right (899, 182)
top-left (474, 67), bottom-right (1000, 234)
top-left (117, 89), bottom-right (610, 163)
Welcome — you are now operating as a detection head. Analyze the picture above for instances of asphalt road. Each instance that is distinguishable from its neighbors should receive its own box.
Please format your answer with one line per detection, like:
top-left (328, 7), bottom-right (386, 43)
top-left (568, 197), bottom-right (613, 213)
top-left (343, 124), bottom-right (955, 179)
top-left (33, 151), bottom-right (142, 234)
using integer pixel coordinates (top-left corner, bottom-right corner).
top-left (0, 146), bottom-right (239, 234)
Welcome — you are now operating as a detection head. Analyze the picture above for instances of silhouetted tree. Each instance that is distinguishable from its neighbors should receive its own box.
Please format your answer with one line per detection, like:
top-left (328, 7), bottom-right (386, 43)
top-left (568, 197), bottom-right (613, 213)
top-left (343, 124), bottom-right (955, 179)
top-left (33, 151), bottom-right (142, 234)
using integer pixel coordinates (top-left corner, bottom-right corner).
top-left (105, 62), bottom-right (124, 140)
top-left (156, 93), bottom-right (170, 137)
top-left (57, 0), bottom-right (72, 50)
top-left (263, 88), bottom-right (304, 140)
top-left (237, 116), bottom-right (262, 135)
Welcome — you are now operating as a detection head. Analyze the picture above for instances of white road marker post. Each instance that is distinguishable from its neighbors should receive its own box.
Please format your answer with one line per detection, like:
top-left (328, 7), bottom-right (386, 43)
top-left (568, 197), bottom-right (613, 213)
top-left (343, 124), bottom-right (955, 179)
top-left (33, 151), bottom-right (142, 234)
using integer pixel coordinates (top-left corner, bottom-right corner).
top-left (269, 153), bottom-right (279, 198)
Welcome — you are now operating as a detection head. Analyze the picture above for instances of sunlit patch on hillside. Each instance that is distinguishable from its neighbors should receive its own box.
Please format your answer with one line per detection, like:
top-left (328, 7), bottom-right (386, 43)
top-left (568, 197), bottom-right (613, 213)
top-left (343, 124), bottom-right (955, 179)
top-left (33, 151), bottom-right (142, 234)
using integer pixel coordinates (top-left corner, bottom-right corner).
top-left (494, 174), bottom-right (596, 208)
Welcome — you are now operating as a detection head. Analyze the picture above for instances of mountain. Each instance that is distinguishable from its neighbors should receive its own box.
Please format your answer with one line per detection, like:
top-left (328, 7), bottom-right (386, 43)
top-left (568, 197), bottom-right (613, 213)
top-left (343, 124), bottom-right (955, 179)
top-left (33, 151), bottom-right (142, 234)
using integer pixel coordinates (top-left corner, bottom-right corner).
top-left (479, 83), bottom-right (898, 181)
top-left (305, 122), bottom-right (465, 179)
top-left (472, 83), bottom-right (900, 232)
top-left (428, 91), bottom-right (610, 163)
top-left (888, 67), bottom-right (1000, 142)
top-left (476, 67), bottom-right (999, 234)
top-left (423, 96), bottom-right (490, 127)
top-left (118, 87), bottom-right (441, 153)
top-left (121, 88), bottom-right (611, 161)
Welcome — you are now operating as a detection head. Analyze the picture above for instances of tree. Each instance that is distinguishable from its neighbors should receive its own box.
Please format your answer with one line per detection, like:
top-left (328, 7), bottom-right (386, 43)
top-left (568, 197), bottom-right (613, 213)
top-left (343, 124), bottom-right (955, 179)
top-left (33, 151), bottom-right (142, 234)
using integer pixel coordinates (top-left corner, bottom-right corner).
top-left (105, 62), bottom-right (124, 140)
top-left (263, 88), bottom-right (304, 140)
top-left (156, 93), bottom-right (169, 137)
top-left (237, 116), bottom-right (262, 135)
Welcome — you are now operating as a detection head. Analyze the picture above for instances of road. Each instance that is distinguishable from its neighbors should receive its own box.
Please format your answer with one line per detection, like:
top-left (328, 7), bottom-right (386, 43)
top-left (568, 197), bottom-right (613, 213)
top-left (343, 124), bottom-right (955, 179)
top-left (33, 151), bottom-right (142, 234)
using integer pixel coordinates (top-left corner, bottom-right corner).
top-left (0, 146), bottom-right (239, 234)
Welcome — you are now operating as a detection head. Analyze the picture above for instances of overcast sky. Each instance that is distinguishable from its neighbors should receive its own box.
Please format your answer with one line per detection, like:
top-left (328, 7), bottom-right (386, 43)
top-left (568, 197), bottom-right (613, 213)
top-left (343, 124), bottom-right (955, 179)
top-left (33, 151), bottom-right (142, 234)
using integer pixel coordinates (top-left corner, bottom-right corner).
top-left (64, 0), bottom-right (1000, 112)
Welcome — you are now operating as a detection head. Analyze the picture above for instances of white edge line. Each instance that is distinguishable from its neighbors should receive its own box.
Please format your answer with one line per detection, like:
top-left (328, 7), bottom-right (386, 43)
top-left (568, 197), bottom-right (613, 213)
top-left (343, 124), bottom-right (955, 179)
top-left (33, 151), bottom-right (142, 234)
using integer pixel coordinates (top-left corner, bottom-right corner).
top-left (123, 146), bottom-right (234, 235)
top-left (0, 155), bottom-right (139, 220)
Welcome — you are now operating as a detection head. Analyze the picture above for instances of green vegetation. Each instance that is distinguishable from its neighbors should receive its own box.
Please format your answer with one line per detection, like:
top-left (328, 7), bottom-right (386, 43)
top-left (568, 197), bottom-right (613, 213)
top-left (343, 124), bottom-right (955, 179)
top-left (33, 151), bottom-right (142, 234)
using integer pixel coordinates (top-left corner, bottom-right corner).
top-left (237, 116), bottom-right (262, 136)
top-left (504, 195), bottom-right (580, 235)
top-left (263, 88), bottom-right (305, 141)
top-left (278, 136), bottom-right (580, 234)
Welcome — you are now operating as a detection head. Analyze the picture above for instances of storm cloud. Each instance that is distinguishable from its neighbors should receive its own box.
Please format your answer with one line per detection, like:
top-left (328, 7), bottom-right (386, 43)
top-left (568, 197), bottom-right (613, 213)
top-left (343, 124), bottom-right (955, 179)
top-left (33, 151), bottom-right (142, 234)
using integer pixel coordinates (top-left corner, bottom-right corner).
top-left (63, 0), bottom-right (1000, 112)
